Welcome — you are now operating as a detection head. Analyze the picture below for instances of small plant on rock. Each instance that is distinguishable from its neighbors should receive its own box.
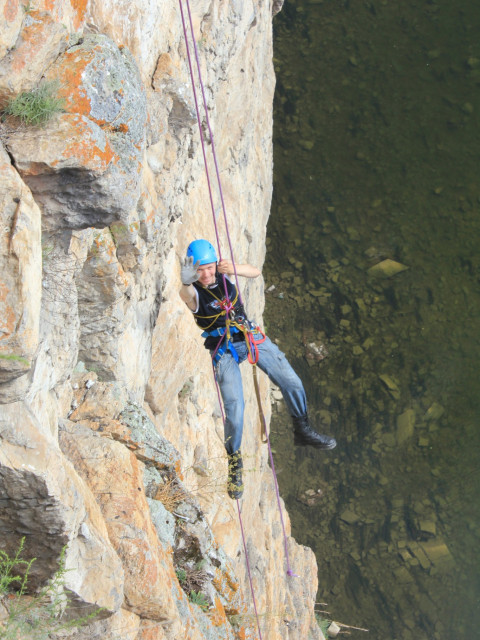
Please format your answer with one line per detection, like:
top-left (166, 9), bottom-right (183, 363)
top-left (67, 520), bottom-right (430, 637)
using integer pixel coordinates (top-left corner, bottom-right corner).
top-left (175, 568), bottom-right (187, 585)
top-left (2, 81), bottom-right (65, 126)
top-left (0, 538), bottom-right (101, 639)
top-left (154, 474), bottom-right (187, 513)
top-left (189, 590), bottom-right (209, 612)
top-left (174, 559), bottom-right (209, 598)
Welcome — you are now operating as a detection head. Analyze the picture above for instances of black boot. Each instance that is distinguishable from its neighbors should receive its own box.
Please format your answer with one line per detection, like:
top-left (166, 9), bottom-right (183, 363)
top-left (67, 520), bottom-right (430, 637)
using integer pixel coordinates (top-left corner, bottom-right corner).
top-left (227, 450), bottom-right (244, 499)
top-left (292, 415), bottom-right (337, 450)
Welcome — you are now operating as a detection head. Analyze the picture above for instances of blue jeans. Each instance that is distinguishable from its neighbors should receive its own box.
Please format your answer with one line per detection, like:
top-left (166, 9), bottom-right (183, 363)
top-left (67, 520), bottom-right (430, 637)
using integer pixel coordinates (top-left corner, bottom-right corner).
top-left (213, 335), bottom-right (307, 454)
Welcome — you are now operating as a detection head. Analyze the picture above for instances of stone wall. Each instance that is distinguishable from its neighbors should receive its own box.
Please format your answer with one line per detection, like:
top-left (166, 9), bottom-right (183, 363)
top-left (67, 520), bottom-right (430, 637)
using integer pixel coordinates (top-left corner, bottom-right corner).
top-left (0, 1), bottom-right (323, 638)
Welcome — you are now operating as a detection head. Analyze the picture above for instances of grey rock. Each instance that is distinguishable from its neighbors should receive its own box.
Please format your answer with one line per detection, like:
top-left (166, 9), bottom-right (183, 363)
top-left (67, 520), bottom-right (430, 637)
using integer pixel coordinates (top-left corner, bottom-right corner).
top-left (147, 497), bottom-right (176, 549)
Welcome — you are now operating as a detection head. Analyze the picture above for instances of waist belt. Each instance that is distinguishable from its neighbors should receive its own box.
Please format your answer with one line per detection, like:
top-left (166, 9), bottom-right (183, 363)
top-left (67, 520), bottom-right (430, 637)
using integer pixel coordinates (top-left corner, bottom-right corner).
top-left (201, 325), bottom-right (241, 339)
top-left (202, 325), bottom-right (243, 365)
top-left (202, 323), bottom-right (262, 366)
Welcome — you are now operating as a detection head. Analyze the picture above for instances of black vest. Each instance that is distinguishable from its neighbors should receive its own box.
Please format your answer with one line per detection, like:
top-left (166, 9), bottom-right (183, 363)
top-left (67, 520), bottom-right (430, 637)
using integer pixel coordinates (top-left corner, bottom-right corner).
top-left (193, 276), bottom-right (247, 349)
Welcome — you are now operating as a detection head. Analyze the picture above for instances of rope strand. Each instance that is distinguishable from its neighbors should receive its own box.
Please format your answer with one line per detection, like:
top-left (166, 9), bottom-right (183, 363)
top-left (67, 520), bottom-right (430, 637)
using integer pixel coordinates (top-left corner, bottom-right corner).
top-left (178, 3), bottom-right (297, 636)
top-left (184, 0), bottom-right (244, 303)
top-left (178, 0), bottom-right (232, 306)
top-left (237, 499), bottom-right (264, 640)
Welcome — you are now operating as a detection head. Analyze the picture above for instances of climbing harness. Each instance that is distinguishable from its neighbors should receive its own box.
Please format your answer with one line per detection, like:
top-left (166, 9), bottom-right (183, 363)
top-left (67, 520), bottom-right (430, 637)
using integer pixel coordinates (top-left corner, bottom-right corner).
top-left (195, 281), bottom-right (269, 441)
top-left (194, 281), bottom-right (266, 363)
top-left (178, 1), bottom-right (298, 635)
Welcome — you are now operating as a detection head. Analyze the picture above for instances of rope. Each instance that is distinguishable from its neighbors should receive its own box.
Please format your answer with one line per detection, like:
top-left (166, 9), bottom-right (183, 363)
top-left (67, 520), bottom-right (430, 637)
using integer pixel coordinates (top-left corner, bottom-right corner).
top-left (252, 367), bottom-right (268, 444)
top-left (209, 332), bottom-right (263, 639)
top-left (177, 0), bottom-right (232, 311)
top-left (178, 1), bottom-right (298, 635)
top-left (183, 0), bottom-right (244, 304)
top-left (237, 500), bottom-right (263, 640)
top-left (178, 5), bottom-right (264, 635)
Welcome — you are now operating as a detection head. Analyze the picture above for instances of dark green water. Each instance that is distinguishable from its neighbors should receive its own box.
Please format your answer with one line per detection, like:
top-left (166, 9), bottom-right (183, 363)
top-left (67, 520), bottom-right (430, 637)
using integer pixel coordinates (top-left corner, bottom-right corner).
top-left (264, 1), bottom-right (480, 639)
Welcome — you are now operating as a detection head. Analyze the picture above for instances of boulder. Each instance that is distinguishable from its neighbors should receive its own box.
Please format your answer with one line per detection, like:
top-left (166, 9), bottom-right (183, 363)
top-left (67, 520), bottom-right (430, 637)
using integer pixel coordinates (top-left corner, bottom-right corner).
top-left (367, 259), bottom-right (409, 278)
top-left (0, 402), bottom-right (124, 615)
top-left (396, 409), bottom-right (416, 444)
top-left (59, 421), bottom-right (181, 629)
top-left (6, 34), bottom-right (147, 232)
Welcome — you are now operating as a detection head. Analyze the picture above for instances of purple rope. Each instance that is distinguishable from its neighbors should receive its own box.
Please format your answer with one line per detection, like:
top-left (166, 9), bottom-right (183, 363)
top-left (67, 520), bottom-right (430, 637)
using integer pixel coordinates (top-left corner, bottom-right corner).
top-left (209, 337), bottom-right (264, 638)
top-left (184, 0), bottom-right (244, 305)
top-left (261, 416), bottom-right (298, 577)
top-left (236, 499), bottom-right (264, 640)
top-left (179, 0), bottom-right (297, 601)
top-left (178, 0), bottom-right (220, 258)
top-left (178, 4), bottom-right (264, 635)
top-left (177, 0), bottom-right (232, 303)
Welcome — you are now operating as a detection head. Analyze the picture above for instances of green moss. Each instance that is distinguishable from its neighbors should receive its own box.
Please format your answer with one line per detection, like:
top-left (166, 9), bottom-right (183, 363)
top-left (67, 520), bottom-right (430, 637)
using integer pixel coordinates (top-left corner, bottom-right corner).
top-left (0, 354), bottom-right (30, 366)
top-left (175, 568), bottom-right (187, 584)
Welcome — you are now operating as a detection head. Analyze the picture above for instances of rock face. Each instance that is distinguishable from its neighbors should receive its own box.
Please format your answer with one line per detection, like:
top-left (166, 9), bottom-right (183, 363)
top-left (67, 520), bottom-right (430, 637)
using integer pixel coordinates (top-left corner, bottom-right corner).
top-left (0, 2), bottom-right (324, 639)
top-left (0, 147), bottom-right (41, 401)
top-left (6, 33), bottom-right (147, 231)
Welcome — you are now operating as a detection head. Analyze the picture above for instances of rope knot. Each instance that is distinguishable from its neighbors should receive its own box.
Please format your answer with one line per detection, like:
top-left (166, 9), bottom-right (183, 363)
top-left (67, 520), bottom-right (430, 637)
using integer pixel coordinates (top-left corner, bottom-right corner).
top-left (220, 300), bottom-right (234, 315)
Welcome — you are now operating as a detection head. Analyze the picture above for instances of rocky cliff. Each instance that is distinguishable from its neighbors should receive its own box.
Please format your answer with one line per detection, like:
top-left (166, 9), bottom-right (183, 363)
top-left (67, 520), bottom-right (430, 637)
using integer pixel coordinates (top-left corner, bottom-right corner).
top-left (0, 1), bottom-right (323, 638)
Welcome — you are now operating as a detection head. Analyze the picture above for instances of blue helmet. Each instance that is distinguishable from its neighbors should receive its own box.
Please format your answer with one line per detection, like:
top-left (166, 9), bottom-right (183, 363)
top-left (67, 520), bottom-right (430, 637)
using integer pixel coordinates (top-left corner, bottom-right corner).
top-left (187, 239), bottom-right (217, 265)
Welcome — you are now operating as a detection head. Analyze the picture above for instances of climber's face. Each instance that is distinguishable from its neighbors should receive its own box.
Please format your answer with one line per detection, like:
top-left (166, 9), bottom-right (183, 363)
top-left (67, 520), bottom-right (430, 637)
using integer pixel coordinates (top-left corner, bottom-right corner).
top-left (197, 262), bottom-right (216, 286)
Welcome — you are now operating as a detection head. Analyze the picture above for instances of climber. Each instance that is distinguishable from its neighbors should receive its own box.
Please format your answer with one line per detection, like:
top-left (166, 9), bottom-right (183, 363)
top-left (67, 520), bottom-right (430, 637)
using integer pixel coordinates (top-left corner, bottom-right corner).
top-left (179, 239), bottom-right (336, 500)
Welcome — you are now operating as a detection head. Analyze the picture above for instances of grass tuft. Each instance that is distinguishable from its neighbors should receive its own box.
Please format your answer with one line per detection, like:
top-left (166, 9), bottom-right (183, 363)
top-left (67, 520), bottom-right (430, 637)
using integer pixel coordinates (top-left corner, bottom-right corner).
top-left (2, 81), bottom-right (65, 126)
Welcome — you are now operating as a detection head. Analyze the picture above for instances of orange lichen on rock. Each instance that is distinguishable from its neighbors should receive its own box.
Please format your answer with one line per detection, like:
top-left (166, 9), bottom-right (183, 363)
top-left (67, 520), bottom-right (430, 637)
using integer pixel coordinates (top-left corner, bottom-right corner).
top-left (0, 281), bottom-right (15, 340)
top-left (11, 10), bottom-right (66, 73)
top-left (70, 0), bottom-right (88, 30)
top-left (174, 458), bottom-right (184, 481)
top-left (90, 229), bottom-right (117, 261)
top-left (50, 49), bottom-right (95, 117)
top-left (212, 564), bottom-right (248, 622)
top-left (4, 0), bottom-right (19, 23)
top-left (53, 114), bottom-right (117, 173)
top-left (208, 596), bottom-right (228, 628)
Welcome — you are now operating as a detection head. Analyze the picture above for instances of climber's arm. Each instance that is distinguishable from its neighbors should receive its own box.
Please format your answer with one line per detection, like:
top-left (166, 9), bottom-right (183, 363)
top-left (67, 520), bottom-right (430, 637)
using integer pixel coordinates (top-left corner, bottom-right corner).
top-left (218, 259), bottom-right (261, 278)
top-left (179, 284), bottom-right (198, 311)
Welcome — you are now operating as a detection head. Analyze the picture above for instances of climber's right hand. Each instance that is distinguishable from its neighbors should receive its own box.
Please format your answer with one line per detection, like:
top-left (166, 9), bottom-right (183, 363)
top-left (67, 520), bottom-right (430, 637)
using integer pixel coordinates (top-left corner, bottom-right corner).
top-left (180, 256), bottom-right (200, 286)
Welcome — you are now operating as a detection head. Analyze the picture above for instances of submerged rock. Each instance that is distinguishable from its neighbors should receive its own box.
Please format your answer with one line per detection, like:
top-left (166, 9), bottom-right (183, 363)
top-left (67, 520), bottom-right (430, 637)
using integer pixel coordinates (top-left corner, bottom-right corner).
top-left (367, 259), bottom-right (409, 278)
top-left (396, 409), bottom-right (416, 444)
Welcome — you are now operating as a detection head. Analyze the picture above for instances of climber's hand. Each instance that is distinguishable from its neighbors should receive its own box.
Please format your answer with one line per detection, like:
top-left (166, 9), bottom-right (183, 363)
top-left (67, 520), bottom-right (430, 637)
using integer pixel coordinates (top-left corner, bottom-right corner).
top-left (180, 256), bottom-right (200, 285)
top-left (218, 259), bottom-right (233, 275)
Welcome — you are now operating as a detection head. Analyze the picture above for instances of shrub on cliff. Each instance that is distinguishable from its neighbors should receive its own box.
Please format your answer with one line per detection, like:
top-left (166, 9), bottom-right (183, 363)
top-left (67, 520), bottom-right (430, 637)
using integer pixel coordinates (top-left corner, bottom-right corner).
top-left (0, 538), bottom-right (100, 639)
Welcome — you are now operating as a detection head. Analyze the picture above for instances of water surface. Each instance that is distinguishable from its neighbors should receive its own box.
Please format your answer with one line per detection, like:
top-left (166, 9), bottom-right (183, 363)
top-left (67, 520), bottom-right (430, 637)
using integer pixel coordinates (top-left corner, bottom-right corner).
top-left (264, 1), bottom-right (480, 638)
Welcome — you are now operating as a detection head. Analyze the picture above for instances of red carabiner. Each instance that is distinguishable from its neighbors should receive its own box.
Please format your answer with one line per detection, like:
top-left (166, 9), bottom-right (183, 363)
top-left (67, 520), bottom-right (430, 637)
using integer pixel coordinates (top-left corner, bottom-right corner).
top-left (247, 328), bottom-right (266, 365)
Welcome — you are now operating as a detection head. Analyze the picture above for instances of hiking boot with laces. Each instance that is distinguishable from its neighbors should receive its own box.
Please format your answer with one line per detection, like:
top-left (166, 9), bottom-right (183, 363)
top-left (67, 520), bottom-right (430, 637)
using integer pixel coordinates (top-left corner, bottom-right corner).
top-left (292, 415), bottom-right (336, 450)
top-left (227, 450), bottom-right (244, 499)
